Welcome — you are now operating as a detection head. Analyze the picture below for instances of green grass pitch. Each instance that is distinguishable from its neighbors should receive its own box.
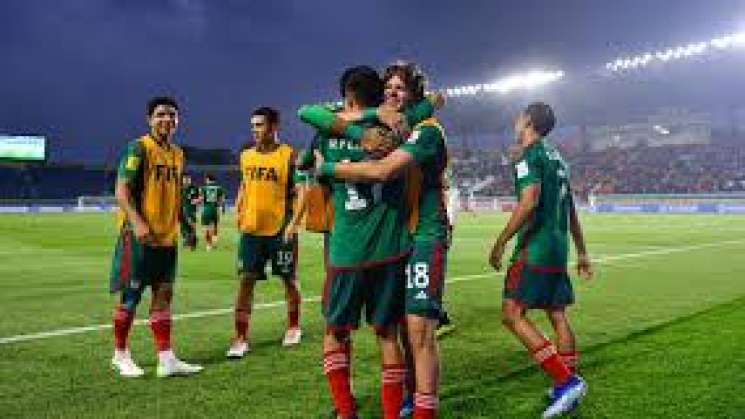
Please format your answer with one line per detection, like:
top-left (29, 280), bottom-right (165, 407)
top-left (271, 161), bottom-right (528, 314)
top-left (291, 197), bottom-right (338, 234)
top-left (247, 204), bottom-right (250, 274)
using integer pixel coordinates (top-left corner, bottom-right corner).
top-left (1, 212), bottom-right (744, 418)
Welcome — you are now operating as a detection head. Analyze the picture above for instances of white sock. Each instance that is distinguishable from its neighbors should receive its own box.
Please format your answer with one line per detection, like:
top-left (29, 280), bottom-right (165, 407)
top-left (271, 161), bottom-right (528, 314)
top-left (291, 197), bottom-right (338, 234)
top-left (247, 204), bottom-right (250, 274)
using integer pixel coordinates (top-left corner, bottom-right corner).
top-left (158, 349), bottom-right (176, 364)
top-left (114, 348), bottom-right (129, 359)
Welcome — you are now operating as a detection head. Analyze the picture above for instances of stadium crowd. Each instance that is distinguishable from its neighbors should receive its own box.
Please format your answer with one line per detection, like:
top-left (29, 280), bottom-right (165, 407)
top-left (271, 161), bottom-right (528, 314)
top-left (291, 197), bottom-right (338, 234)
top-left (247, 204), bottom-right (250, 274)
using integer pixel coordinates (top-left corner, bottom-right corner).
top-left (451, 142), bottom-right (745, 198)
top-left (2, 142), bottom-right (744, 200)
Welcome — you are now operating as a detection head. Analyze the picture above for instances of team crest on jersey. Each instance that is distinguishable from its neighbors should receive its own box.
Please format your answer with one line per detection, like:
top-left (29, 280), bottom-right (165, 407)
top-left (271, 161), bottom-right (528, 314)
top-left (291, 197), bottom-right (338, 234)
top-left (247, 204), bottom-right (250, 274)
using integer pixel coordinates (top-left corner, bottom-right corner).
top-left (516, 160), bottom-right (529, 179)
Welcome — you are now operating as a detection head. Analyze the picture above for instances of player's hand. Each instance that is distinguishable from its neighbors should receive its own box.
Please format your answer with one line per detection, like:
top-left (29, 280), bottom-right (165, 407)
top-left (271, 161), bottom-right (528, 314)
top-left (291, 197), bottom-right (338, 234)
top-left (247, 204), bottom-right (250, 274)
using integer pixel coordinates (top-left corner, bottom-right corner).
top-left (361, 125), bottom-right (399, 160)
top-left (489, 241), bottom-right (505, 271)
top-left (336, 110), bottom-right (362, 122)
top-left (425, 91), bottom-right (446, 110)
top-left (283, 223), bottom-right (298, 243)
top-left (377, 104), bottom-right (409, 138)
top-left (313, 150), bottom-right (326, 175)
top-left (133, 219), bottom-right (152, 243)
top-left (577, 253), bottom-right (593, 280)
top-left (507, 143), bottom-right (524, 163)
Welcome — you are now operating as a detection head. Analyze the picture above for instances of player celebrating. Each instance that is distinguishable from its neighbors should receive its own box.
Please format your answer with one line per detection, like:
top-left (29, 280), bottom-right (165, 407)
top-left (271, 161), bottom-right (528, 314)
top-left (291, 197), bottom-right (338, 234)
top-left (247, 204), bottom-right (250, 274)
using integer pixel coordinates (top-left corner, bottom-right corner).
top-left (109, 96), bottom-right (203, 378)
top-left (199, 173), bottom-right (225, 251)
top-left (488, 102), bottom-right (592, 418)
top-left (312, 61), bottom-right (448, 419)
top-left (180, 173), bottom-right (199, 250)
top-left (227, 107), bottom-right (303, 358)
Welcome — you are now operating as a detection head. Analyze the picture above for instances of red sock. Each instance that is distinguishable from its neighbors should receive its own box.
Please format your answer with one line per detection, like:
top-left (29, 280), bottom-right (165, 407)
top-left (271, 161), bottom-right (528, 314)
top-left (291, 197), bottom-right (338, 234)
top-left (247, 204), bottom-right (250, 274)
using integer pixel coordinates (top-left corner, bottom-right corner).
top-left (559, 350), bottom-right (578, 374)
top-left (235, 308), bottom-right (250, 340)
top-left (532, 340), bottom-right (572, 385)
top-left (149, 308), bottom-right (171, 352)
top-left (113, 305), bottom-right (134, 350)
top-left (413, 393), bottom-right (438, 419)
top-left (287, 286), bottom-right (301, 329)
top-left (381, 364), bottom-right (406, 419)
top-left (324, 347), bottom-right (355, 417)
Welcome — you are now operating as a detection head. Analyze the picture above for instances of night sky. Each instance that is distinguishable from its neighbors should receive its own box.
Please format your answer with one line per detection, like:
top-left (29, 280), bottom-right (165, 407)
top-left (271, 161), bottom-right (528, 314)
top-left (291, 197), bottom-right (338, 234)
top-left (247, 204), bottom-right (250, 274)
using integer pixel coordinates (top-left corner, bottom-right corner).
top-left (1, 0), bottom-right (744, 163)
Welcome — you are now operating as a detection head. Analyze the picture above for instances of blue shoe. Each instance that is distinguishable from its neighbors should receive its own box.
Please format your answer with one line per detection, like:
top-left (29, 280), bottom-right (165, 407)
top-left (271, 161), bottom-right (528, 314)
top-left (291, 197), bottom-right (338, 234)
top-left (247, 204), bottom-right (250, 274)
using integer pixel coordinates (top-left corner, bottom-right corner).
top-left (542, 375), bottom-right (587, 418)
top-left (399, 394), bottom-right (414, 418)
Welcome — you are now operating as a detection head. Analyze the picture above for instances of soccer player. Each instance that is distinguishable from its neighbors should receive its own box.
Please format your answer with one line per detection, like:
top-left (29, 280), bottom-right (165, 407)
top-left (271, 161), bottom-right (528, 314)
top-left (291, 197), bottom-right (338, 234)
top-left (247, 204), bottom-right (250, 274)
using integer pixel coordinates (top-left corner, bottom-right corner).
top-left (311, 62), bottom-right (448, 419)
top-left (227, 106), bottom-right (303, 358)
top-left (488, 102), bottom-right (592, 418)
top-left (298, 66), bottom-right (422, 419)
top-left (180, 174), bottom-right (199, 251)
top-left (199, 173), bottom-right (225, 251)
top-left (109, 96), bottom-right (203, 378)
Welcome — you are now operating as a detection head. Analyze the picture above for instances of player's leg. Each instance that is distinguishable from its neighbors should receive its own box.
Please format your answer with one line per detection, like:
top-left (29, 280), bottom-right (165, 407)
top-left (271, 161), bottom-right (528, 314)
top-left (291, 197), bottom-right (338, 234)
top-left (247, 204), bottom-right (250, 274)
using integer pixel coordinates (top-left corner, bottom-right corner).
top-left (398, 325), bottom-right (416, 417)
top-left (272, 234), bottom-right (302, 345)
top-left (109, 229), bottom-right (145, 377)
top-left (366, 263), bottom-right (406, 419)
top-left (546, 308), bottom-right (578, 374)
top-left (405, 241), bottom-right (446, 419)
top-left (377, 326), bottom-right (406, 419)
top-left (502, 263), bottom-right (585, 417)
top-left (147, 246), bottom-right (202, 377)
top-left (323, 268), bottom-right (363, 419)
top-left (201, 209), bottom-right (214, 250)
top-left (229, 233), bottom-right (267, 357)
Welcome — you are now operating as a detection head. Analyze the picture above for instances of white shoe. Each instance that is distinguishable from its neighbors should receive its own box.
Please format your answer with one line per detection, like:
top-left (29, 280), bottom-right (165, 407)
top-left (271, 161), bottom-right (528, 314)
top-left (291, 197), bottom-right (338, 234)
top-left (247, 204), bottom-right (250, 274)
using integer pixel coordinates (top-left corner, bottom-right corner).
top-left (111, 350), bottom-right (145, 378)
top-left (226, 340), bottom-right (250, 358)
top-left (282, 328), bottom-right (302, 347)
top-left (156, 357), bottom-right (203, 377)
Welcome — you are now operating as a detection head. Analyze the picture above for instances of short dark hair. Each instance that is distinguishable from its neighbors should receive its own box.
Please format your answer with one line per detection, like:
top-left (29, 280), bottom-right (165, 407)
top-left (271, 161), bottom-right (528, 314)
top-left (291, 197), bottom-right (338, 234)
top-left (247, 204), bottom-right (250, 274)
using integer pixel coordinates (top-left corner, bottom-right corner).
top-left (205, 173), bottom-right (215, 182)
top-left (383, 61), bottom-right (426, 102)
top-left (252, 106), bottom-right (280, 126)
top-left (146, 96), bottom-right (179, 117)
top-left (524, 102), bottom-right (556, 137)
top-left (339, 65), bottom-right (383, 108)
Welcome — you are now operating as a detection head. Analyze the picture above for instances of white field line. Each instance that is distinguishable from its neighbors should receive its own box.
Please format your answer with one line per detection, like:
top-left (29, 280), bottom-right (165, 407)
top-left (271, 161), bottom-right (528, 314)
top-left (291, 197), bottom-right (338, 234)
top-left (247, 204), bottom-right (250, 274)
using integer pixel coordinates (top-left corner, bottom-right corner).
top-left (1, 239), bottom-right (743, 346)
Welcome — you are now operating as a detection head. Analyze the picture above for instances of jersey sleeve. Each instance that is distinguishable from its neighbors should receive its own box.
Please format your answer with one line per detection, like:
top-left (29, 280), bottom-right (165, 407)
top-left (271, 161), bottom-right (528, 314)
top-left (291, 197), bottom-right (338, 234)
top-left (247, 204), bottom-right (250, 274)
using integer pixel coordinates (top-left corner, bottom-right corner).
top-left (116, 140), bottom-right (144, 183)
top-left (398, 125), bottom-right (442, 165)
top-left (514, 149), bottom-right (542, 194)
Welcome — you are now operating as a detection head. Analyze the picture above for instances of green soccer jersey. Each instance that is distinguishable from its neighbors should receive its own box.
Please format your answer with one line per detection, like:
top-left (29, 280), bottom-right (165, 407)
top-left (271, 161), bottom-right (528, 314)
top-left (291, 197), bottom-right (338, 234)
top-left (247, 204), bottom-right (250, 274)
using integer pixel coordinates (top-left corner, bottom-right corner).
top-left (312, 129), bottom-right (411, 268)
top-left (399, 119), bottom-right (449, 241)
top-left (510, 139), bottom-right (571, 268)
top-left (181, 184), bottom-right (200, 216)
top-left (200, 184), bottom-right (225, 212)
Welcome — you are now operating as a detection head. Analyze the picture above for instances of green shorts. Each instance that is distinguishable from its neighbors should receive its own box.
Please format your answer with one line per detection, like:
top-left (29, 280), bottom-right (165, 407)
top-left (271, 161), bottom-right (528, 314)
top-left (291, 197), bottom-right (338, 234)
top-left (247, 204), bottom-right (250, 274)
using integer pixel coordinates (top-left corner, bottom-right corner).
top-left (109, 228), bottom-right (177, 294)
top-left (503, 260), bottom-right (574, 309)
top-left (405, 240), bottom-right (447, 319)
top-left (237, 233), bottom-right (297, 280)
top-left (201, 206), bottom-right (220, 226)
top-left (323, 259), bottom-right (406, 333)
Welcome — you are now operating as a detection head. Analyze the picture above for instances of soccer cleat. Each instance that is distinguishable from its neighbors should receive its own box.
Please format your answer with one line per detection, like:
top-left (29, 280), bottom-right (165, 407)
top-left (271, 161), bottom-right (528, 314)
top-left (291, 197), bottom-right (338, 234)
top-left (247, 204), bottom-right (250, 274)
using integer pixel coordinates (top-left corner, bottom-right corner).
top-left (542, 375), bottom-right (587, 418)
top-left (399, 394), bottom-right (414, 418)
top-left (226, 340), bottom-right (251, 358)
top-left (282, 327), bottom-right (302, 347)
top-left (111, 351), bottom-right (145, 378)
top-left (156, 358), bottom-right (203, 377)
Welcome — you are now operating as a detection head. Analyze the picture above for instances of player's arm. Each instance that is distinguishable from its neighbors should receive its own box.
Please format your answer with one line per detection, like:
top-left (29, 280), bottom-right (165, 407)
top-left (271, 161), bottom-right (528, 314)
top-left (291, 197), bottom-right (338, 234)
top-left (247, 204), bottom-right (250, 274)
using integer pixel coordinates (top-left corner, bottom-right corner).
top-left (489, 155), bottom-right (542, 270)
top-left (569, 194), bottom-right (593, 279)
top-left (114, 142), bottom-right (151, 242)
top-left (317, 125), bottom-right (441, 183)
top-left (496, 184), bottom-right (540, 248)
top-left (297, 95), bottom-right (442, 140)
top-left (284, 173), bottom-right (310, 242)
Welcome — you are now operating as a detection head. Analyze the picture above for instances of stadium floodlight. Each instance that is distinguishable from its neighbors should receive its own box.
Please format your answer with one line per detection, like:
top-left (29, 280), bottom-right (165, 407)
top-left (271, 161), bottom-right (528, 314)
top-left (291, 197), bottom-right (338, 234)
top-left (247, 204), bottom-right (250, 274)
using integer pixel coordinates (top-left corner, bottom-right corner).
top-left (605, 31), bottom-right (745, 72)
top-left (442, 70), bottom-right (565, 97)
